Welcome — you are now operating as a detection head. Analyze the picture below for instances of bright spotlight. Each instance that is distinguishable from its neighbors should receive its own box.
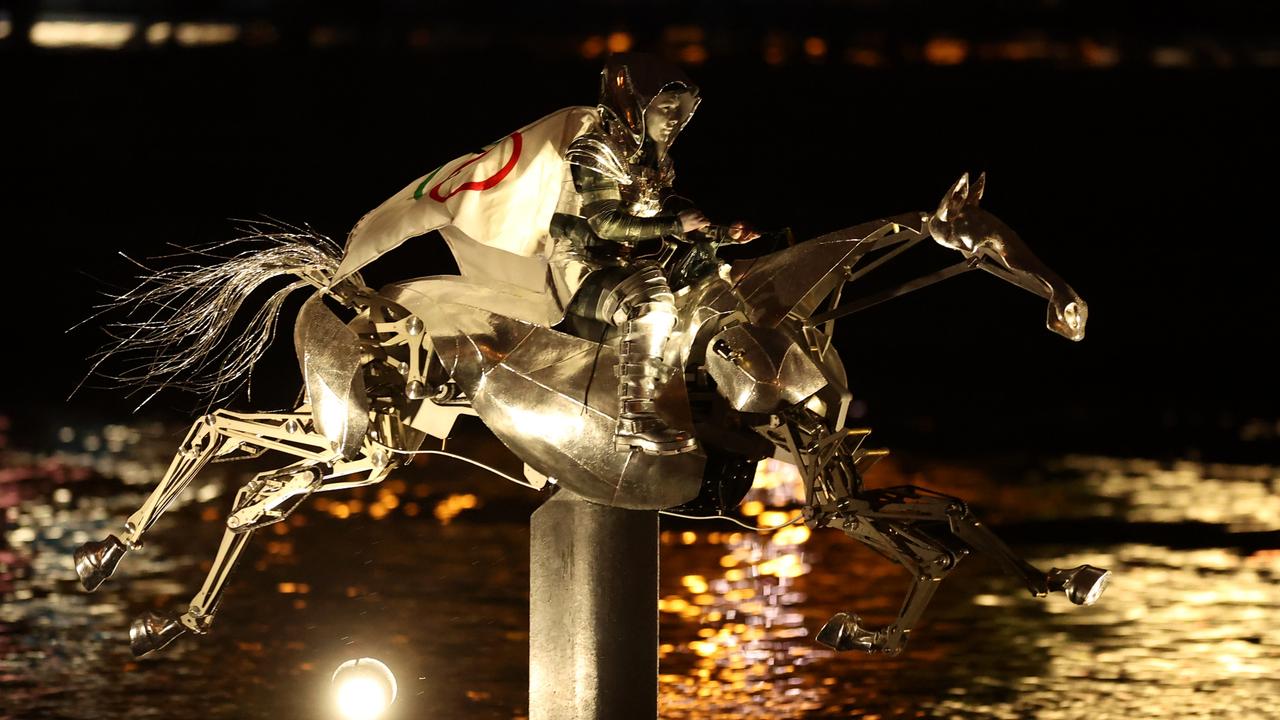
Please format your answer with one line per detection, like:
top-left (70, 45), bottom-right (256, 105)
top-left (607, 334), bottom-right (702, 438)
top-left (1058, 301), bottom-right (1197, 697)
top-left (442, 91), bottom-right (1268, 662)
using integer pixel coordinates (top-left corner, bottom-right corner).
top-left (332, 657), bottom-right (397, 720)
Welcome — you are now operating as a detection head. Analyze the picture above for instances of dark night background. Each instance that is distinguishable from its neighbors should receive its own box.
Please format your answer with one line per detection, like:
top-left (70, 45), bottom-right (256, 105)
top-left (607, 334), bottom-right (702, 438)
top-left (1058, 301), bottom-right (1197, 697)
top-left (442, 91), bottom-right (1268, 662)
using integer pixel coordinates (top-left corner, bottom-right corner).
top-left (5, 1), bottom-right (1277, 462)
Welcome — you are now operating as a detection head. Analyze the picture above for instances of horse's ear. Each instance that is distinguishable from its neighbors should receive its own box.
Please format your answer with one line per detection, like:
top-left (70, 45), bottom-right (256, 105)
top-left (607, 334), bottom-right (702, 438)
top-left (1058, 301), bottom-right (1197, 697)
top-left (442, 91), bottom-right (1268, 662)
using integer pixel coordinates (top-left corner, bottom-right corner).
top-left (937, 173), bottom-right (970, 222)
top-left (969, 171), bottom-right (986, 205)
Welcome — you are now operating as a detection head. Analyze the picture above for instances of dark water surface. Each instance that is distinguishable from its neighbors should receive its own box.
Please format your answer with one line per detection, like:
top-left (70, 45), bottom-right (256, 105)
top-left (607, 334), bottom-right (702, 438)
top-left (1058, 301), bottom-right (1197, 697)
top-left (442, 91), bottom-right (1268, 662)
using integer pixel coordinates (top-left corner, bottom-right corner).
top-left (3, 421), bottom-right (1279, 719)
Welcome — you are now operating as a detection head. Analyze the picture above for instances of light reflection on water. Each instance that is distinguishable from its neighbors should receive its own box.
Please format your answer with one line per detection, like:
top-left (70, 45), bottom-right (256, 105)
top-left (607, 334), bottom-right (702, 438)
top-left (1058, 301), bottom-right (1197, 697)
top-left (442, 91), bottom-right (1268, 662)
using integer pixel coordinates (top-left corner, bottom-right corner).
top-left (2, 421), bottom-right (1279, 718)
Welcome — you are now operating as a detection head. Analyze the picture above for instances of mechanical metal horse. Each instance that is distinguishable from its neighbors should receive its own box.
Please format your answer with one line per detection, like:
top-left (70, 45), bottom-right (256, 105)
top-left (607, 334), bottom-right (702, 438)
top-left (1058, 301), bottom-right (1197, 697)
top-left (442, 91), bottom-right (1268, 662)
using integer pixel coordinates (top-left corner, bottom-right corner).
top-left (74, 172), bottom-right (1109, 658)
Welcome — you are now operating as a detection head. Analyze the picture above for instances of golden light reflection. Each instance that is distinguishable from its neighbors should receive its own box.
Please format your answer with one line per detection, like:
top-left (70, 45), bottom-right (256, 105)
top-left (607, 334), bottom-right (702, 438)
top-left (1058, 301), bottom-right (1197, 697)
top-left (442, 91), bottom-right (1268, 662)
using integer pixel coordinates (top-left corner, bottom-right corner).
top-left (803, 37), bottom-right (827, 60)
top-left (8, 418), bottom-right (1280, 718)
top-left (660, 458), bottom-right (825, 718)
top-left (681, 575), bottom-right (709, 594)
top-left (763, 35), bottom-right (786, 66)
top-left (606, 32), bottom-right (632, 54)
top-left (174, 22), bottom-right (240, 47)
top-left (433, 493), bottom-right (478, 525)
top-left (678, 45), bottom-right (708, 65)
top-left (846, 47), bottom-right (884, 67)
top-left (924, 37), bottom-right (968, 65)
top-left (145, 22), bottom-right (171, 45)
top-left (579, 35), bottom-right (604, 59)
top-left (30, 19), bottom-right (136, 49)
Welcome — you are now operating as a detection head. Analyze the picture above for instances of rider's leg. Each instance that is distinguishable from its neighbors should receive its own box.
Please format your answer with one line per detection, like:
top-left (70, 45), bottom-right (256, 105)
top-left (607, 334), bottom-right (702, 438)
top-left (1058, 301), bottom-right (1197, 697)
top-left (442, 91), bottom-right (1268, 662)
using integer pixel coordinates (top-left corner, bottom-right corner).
top-left (602, 265), bottom-right (696, 455)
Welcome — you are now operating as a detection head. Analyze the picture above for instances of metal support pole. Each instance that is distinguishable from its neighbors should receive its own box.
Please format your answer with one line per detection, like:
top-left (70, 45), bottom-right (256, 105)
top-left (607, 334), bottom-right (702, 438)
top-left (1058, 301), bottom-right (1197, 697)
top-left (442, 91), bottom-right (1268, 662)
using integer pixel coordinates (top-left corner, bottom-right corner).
top-left (529, 489), bottom-right (659, 720)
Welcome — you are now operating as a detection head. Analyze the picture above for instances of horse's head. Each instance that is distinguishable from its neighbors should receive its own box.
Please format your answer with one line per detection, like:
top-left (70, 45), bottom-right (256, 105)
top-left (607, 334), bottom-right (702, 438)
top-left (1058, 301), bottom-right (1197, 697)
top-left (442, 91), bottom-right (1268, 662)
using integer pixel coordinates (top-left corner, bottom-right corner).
top-left (930, 173), bottom-right (1088, 341)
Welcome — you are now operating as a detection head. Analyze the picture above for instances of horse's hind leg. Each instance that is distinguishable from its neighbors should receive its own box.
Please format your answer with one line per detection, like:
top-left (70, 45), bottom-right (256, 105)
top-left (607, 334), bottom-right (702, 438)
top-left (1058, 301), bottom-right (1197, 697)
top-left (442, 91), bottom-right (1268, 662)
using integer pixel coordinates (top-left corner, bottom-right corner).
top-left (74, 408), bottom-right (327, 592)
top-left (129, 484), bottom-right (258, 658)
top-left (74, 414), bottom-right (228, 591)
top-left (129, 458), bottom-right (397, 656)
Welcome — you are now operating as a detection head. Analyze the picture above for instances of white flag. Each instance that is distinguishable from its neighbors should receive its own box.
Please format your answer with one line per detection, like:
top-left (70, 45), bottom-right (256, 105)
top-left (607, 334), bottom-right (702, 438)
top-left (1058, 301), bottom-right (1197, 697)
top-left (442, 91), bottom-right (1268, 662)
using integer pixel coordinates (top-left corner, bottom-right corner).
top-left (335, 106), bottom-right (598, 283)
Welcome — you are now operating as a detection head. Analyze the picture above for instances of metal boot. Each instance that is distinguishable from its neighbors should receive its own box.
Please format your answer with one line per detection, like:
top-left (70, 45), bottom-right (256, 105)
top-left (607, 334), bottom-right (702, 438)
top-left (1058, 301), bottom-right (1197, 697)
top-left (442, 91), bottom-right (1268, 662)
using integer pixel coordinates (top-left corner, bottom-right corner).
top-left (601, 265), bottom-right (696, 455)
top-left (614, 320), bottom-right (696, 456)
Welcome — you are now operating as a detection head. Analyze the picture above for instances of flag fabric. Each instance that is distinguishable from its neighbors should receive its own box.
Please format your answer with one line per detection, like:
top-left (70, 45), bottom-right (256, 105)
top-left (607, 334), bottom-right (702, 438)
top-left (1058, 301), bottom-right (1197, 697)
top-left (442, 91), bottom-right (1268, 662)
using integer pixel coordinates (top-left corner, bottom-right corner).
top-left (333, 106), bottom-right (599, 283)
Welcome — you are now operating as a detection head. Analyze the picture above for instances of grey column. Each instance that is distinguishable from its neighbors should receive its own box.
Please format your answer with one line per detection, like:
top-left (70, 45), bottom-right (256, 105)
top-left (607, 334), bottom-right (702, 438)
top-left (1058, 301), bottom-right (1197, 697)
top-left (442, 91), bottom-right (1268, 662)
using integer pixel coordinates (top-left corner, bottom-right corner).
top-left (529, 489), bottom-right (659, 720)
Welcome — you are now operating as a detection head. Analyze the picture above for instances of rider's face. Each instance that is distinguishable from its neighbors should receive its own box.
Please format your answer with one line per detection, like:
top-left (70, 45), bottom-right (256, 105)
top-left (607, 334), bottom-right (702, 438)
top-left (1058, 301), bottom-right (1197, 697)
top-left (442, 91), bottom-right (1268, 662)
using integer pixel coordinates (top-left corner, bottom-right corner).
top-left (644, 91), bottom-right (687, 146)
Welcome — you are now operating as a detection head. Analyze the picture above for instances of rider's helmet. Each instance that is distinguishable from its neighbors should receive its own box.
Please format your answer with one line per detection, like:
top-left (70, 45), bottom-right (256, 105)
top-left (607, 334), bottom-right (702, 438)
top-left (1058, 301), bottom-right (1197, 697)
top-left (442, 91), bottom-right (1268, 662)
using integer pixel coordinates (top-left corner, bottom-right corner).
top-left (598, 53), bottom-right (701, 161)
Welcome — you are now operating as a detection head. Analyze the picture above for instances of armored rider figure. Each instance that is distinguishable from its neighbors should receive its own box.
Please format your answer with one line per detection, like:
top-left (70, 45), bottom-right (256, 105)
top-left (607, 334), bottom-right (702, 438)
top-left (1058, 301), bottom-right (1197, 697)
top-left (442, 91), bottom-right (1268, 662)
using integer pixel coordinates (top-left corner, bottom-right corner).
top-left (550, 54), bottom-right (752, 457)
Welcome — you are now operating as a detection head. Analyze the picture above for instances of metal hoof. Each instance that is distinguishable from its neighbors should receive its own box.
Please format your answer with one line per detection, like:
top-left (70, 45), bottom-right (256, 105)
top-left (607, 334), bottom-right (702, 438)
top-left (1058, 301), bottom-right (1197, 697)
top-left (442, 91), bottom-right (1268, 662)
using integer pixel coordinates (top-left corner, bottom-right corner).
top-left (73, 535), bottom-right (128, 592)
top-left (129, 611), bottom-right (186, 658)
top-left (1047, 564), bottom-right (1112, 606)
top-left (815, 612), bottom-right (881, 653)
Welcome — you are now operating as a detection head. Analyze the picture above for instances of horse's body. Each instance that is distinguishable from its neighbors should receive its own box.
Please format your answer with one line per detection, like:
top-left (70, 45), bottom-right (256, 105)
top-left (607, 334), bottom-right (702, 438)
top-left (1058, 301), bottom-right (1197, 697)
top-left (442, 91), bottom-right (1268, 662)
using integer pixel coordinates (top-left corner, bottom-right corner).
top-left (74, 175), bottom-right (1110, 658)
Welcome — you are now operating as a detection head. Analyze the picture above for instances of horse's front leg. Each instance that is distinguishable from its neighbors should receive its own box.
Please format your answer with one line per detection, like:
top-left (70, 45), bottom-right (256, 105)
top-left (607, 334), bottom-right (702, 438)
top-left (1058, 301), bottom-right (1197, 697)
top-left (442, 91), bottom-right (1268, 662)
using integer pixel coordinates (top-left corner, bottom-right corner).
top-left (939, 496), bottom-right (1111, 605)
top-left (814, 505), bottom-right (963, 655)
top-left (819, 485), bottom-right (1111, 652)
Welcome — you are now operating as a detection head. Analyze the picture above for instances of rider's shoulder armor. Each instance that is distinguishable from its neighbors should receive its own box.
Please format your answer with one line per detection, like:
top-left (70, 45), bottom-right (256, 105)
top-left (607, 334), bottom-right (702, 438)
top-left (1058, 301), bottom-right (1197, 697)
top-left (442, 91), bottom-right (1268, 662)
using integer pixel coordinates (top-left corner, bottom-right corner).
top-left (566, 131), bottom-right (632, 186)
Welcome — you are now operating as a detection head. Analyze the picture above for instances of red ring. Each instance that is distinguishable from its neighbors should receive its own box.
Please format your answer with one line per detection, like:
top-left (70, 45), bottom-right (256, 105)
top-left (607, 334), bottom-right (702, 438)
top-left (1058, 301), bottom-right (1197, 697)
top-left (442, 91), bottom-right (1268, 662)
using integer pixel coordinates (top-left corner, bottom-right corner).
top-left (428, 132), bottom-right (523, 202)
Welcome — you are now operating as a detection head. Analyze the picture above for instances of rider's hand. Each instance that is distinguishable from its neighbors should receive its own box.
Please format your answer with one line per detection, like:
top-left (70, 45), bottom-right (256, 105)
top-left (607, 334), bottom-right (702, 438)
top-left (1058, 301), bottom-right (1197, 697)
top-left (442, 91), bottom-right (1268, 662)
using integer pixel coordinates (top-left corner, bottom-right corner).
top-left (678, 209), bottom-right (711, 233)
top-left (726, 221), bottom-right (760, 243)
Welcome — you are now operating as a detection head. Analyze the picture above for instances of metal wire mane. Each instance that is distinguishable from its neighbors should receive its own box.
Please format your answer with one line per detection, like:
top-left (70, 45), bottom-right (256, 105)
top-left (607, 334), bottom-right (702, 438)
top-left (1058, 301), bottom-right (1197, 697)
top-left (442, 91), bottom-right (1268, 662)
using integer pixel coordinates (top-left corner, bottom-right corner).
top-left (78, 220), bottom-right (345, 410)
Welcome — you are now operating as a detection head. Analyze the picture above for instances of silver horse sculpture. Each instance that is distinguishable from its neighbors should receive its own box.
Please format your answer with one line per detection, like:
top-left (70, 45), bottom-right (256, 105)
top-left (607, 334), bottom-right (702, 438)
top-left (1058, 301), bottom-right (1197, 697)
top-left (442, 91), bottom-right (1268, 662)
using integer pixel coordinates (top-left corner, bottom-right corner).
top-left (74, 173), bottom-right (1110, 658)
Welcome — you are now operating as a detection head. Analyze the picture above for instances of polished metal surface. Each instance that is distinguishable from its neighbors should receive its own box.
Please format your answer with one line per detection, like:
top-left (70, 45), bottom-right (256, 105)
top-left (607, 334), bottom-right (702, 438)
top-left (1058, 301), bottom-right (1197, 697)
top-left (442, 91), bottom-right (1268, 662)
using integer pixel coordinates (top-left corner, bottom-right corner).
top-left (761, 406), bottom-right (1112, 655)
top-left (815, 612), bottom-right (880, 653)
top-left (728, 214), bottom-right (926, 328)
top-left (611, 266), bottom-right (697, 455)
top-left (529, 490), bottom-right (658, 720)
top-left (597, 53), bottom-right (700, 158)
top-left (72, 534), bottom-right (127, 592)
top-left (929, 172), bottom-right (1088, 341)
top-left (565, 132), bottom-right (632, 186)
top-left (1047, 564), bottom-right (1113, 606)
top-left (294, 294), bottom-right (369, 459)
top-left (129, 611), bottom-right (187, 658)
top-left (72, 52), bottom-right (1103, 669)
top-left (413, 298), bottom-right (704, 509)
top-left (663, 274), bottom-right (747, 371)
top-left (704, 323), bottom-right (828, 414)
top-left (73, 177), bottom-right (1103, 654)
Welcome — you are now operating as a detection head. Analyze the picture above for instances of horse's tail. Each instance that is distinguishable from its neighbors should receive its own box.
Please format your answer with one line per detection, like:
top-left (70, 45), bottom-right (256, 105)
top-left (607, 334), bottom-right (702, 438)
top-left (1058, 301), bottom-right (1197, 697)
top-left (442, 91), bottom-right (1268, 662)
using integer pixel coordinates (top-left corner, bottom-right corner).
top-left (79, 219), bottom-right (350, 409)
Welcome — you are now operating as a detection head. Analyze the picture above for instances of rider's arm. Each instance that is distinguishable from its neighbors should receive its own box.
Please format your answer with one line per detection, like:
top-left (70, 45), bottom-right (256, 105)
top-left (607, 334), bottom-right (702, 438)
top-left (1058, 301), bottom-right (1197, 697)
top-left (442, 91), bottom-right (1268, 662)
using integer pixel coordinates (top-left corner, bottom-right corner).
top-left (574, 163), bottom-right (683, 242)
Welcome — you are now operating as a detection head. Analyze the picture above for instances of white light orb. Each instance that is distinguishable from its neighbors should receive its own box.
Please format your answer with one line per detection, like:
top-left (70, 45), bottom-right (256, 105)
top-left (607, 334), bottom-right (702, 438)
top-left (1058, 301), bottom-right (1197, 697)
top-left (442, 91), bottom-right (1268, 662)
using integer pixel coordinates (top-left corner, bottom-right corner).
top-left (332, 657), bottom-right (397, 720)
